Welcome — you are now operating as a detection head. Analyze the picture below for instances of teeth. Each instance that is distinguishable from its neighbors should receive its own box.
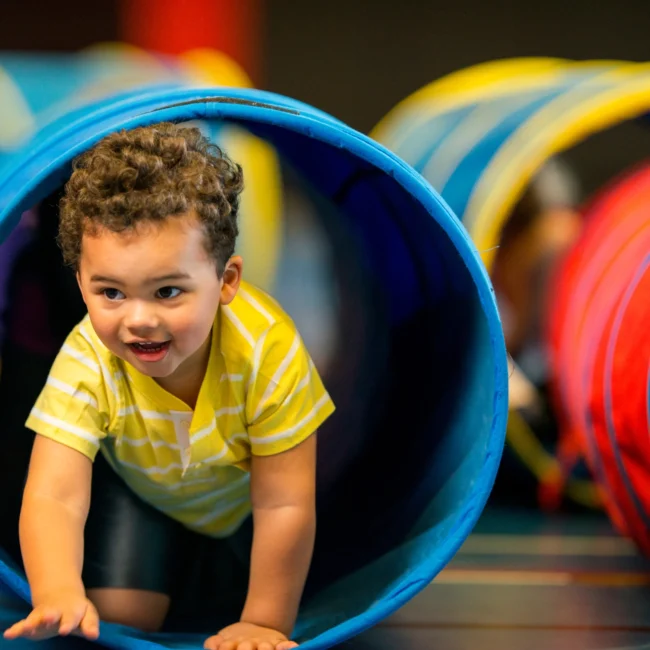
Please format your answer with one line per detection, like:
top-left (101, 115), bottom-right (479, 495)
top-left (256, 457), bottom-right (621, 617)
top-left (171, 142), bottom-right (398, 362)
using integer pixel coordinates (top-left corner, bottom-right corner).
top-left (133, 342), bottom-right (166, 351)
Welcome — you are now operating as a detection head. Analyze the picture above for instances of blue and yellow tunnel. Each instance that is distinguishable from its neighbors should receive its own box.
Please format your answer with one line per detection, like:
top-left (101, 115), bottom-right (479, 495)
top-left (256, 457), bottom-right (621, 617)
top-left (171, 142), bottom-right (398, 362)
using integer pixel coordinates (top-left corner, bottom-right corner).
top-left (372, 58), bottom-right (650, 268)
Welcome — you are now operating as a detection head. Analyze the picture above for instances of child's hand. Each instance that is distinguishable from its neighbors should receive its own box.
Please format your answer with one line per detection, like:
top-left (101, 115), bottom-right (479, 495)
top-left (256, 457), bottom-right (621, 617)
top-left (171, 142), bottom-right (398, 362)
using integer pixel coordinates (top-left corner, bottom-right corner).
top-left (204, 621), bottom-right (298, 650)
top-left (3, 590), bottom-right (100, 641)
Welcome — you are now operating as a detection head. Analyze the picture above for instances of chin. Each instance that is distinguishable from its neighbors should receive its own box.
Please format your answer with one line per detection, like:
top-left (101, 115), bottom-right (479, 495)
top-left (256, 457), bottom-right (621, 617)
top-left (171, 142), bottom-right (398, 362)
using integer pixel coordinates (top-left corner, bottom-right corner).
top-left (127, 355), bottom-right (176, 377)
top-left (142, 364), bottom-right (177, 378)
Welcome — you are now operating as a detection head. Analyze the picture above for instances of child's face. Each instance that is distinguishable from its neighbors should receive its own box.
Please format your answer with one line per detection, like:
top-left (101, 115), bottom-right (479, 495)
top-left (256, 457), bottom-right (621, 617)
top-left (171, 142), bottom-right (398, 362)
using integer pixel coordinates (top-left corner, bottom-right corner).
top-left (76, 212), bottom-right (241, 380)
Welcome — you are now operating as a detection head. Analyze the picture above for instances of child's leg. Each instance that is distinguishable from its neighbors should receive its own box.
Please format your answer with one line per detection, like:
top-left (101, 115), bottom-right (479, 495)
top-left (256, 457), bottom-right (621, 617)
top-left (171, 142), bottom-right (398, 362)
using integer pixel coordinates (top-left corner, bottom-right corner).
top-left (86, 588), bottom-right (170, 633)
top-left (83, 455), bottom-right (187, 632)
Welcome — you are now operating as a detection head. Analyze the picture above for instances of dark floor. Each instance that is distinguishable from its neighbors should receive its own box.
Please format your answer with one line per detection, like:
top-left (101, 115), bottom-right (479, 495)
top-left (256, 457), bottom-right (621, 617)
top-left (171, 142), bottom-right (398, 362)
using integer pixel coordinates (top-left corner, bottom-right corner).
top-left (346, 507), bottom-right (650, 650)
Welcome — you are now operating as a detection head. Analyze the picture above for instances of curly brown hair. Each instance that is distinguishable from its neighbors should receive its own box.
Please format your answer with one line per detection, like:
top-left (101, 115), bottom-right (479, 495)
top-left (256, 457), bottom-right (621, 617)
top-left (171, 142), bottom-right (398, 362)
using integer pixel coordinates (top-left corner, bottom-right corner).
top-left (59, 122), bottom-right (244, 275)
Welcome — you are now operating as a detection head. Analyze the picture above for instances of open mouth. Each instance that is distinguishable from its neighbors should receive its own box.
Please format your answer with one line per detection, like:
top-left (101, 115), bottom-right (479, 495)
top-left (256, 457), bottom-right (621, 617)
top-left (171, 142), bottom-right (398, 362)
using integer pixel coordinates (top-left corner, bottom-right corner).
top-left (128, 340), bottom-right (171, 361)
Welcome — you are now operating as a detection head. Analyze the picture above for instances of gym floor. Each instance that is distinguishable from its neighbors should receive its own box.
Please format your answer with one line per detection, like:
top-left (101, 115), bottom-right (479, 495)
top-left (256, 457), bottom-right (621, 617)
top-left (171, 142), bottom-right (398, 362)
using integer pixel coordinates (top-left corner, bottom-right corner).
top-left (347, 507), bottom-right (650, 650)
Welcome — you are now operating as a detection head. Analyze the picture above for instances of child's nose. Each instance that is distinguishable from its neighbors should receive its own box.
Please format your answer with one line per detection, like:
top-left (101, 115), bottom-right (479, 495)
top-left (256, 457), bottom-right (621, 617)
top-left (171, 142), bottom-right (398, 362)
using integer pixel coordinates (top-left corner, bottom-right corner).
top-left (124, 300), bottom-right (160, 332)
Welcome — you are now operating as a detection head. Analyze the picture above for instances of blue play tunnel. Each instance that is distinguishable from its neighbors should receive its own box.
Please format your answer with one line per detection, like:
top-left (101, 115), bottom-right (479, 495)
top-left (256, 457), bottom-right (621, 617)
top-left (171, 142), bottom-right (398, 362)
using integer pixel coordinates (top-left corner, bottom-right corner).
top-left (0, 86), bottom-right (508, 649)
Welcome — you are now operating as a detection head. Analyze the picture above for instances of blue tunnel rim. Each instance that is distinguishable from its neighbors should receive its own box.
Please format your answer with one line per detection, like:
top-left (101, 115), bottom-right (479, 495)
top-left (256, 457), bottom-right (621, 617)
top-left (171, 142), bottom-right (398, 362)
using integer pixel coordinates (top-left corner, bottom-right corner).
top-left (0, 86), bottom-right (347, 245)
top-left (0, 86), bottom-right (508, 649)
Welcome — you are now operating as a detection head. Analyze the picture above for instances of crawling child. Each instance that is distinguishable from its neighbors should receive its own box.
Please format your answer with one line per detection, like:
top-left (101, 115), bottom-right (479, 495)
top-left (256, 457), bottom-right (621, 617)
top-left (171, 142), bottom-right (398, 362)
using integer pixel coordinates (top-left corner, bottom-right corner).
top-left (3, 122), bottom-right (335, 650)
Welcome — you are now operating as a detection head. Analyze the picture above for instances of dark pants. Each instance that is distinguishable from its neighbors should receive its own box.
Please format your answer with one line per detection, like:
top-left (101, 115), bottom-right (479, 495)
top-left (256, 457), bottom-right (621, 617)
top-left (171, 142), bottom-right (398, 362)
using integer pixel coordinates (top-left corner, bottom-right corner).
top-left (83, 455), bottom-right (254, 632)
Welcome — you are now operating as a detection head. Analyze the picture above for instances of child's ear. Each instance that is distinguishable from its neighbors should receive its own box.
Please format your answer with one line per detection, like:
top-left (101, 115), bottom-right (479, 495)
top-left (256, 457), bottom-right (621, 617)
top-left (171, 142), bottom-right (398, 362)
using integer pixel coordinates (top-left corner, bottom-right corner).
top-left (75, 269), bottom-right (89, 306)
top-left (220, 256), bottom-right (243, 305)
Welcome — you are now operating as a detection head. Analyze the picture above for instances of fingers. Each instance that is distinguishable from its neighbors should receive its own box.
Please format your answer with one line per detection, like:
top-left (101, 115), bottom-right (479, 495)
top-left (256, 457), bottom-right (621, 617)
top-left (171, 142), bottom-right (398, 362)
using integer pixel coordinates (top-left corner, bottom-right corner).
top-left (202, 634), bottom-right (299, 650)
top-left (258, 643), bottom-right (275, 650)
top-left (204, 635), bottom-right (224, 650)
top-left (3, 607), bottom-right (62, 640)
top-left (28, 608), bottom-right (58, 637)
top-left (27, 607), bottom-right (59, 632)
top-left (231, 640), bottom-right (298, 650)
top-left (3, 619), bottom-right (27, 640)
top-left (218, 641), bottom-right (237, 650)
top-left (79, 603), bottom-right (100, 640)
top-left (58, 608), bottom-right (82, 636)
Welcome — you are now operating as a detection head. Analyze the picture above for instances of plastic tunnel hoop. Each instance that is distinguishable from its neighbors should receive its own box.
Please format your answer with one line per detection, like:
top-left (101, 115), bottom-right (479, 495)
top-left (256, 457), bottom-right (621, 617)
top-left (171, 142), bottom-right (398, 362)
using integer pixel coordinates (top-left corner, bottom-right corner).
top-left (371, 57), bottom-right (650, 271)
top-left (546, 163), bottom-right (650, 555)
top-left (0, 86), bottom-right (508, 650)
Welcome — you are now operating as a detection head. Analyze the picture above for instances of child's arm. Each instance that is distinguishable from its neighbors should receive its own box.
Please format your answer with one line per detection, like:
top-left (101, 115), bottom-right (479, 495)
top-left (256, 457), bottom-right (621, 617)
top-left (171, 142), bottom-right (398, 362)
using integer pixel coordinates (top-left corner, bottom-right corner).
top-left (205, 433), bottom-right (316, 650)
top-left (243, 432), bottom-right (317, 634)
top-left (21, 434), bottom-right (91, 599)
top-left (4, 435), bottom-right (99, 641)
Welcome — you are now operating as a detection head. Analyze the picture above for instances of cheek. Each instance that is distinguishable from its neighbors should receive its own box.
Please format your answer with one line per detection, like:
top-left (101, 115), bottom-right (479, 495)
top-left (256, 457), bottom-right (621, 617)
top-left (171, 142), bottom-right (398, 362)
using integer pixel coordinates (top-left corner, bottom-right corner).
top-left (86, 308), bottom-right (120, 343)
top-left (170, 300), bottom-right (218, 341)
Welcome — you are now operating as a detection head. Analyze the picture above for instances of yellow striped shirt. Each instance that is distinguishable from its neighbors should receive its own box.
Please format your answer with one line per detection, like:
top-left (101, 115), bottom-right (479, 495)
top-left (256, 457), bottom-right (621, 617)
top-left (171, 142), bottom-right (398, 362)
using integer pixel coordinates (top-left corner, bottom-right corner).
top-left (25, 281), bottom-right (335, 537)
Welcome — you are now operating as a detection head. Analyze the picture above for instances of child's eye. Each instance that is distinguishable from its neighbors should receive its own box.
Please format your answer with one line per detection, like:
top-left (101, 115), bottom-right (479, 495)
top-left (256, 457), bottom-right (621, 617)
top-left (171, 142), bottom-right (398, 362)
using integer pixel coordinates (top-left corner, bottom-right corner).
top-left (103, 288), bottom-right (125, 301)
top-left (156, 286), bottom-right (183, 300)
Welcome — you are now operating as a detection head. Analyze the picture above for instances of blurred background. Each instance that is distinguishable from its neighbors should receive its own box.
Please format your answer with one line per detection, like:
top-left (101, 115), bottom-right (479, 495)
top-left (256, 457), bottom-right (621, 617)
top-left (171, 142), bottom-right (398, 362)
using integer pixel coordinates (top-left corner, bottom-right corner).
top-left (2, 1), bottom-right (650, 648)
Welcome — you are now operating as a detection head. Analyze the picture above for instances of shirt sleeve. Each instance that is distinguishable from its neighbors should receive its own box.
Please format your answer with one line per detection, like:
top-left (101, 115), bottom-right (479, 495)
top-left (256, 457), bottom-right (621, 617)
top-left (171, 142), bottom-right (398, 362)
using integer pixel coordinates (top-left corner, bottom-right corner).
top-left (25, 323), bottom-right (109, 460)
top-left (246, 319), bottom-right (335, 456)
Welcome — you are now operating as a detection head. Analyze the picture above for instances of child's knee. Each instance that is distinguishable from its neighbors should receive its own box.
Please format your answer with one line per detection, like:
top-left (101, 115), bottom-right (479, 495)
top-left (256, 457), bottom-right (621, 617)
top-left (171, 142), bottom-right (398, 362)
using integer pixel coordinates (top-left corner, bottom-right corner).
top-left (86, 588), bottom-right (170, 632)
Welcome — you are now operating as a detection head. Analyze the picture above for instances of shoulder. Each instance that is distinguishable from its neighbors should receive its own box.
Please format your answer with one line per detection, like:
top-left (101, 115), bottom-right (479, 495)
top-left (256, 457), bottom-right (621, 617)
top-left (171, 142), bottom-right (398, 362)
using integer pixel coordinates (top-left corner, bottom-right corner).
top-left (219, 281), bottom-right (299, 359)
top-left (54, 315), bottom-right (120, 394)
top-left (26, 316), bottom-right (115, 458)
top-left (64, 315), bottom-right (113, 361)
